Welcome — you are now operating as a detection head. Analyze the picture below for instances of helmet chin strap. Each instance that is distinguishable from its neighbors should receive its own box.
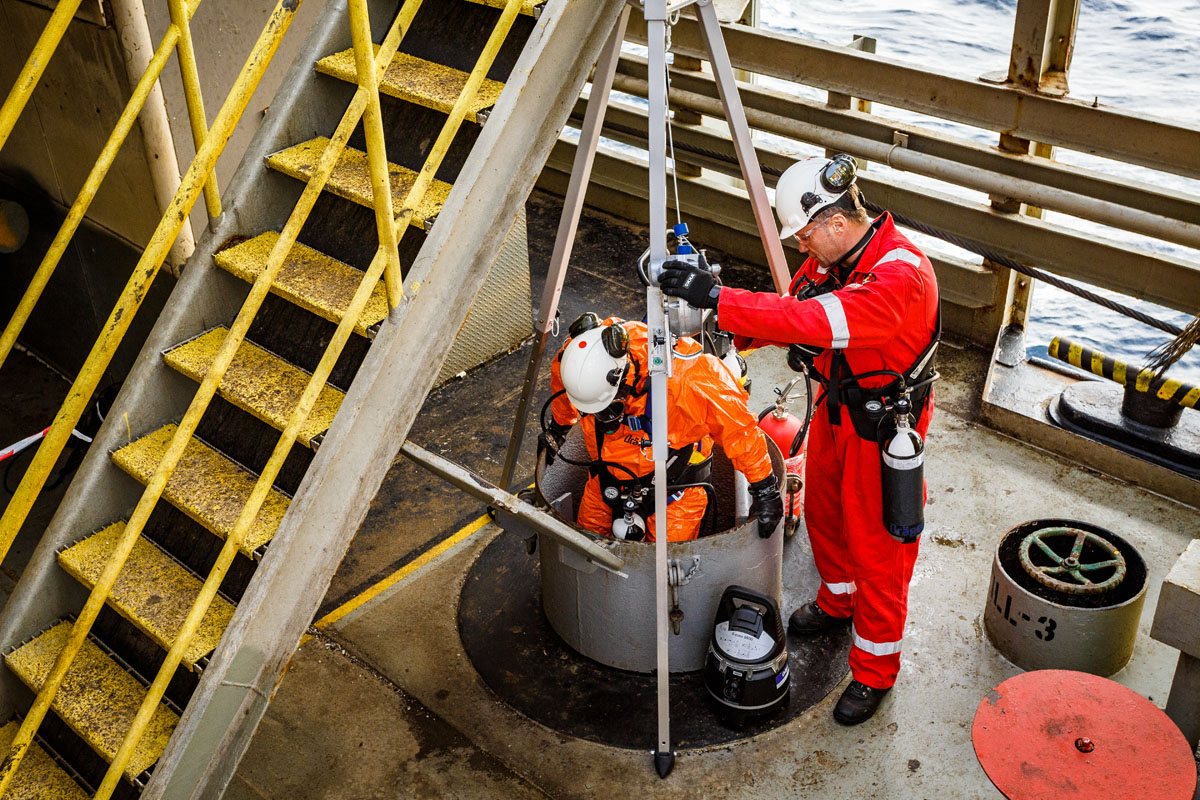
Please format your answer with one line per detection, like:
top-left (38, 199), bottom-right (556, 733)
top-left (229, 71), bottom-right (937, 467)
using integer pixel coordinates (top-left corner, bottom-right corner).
top-left (824, 215), bottom-right (883, 286)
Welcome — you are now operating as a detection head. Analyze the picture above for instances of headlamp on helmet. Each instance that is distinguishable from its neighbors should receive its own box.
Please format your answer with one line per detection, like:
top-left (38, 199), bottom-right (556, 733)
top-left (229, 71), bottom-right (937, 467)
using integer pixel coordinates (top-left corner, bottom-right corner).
top-left (774, 153), bottom-right (859, 239)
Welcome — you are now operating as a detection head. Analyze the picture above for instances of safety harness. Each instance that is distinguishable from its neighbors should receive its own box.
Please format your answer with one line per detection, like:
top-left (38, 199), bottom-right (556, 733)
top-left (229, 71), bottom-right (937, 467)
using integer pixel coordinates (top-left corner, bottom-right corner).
top-left (791, 223), bottom-right (941, 443)
top-left (589, 393), bottom-right (714, 528)
top-left (825, 308), bottom-right (940, 442)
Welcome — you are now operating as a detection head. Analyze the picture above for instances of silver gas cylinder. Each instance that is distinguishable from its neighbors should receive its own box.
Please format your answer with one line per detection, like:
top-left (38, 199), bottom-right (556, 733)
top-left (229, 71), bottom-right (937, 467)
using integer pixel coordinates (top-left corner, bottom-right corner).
top-left (536, 428), bottom-right (785, 673)
top-left (984, 519), bottom-right (1148, 676)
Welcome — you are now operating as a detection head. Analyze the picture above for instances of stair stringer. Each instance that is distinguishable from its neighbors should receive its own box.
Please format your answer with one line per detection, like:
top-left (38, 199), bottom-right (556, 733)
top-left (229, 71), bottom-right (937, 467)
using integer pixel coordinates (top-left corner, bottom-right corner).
top-left (0, 0), bottom-right (370, 717)
top-left (145, 0), bottom-right (630, 797)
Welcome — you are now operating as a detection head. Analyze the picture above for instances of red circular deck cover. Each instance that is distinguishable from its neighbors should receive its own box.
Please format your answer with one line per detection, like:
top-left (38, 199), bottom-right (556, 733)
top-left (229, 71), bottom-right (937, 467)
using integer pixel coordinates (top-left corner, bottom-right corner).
top-left (973, 670), bottom-right (1196, 800)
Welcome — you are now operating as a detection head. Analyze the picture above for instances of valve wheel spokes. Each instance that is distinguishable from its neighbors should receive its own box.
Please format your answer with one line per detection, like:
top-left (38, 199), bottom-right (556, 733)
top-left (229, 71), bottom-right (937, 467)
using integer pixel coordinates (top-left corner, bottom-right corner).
top-left (1018, 527), bottom-right (1126, 595)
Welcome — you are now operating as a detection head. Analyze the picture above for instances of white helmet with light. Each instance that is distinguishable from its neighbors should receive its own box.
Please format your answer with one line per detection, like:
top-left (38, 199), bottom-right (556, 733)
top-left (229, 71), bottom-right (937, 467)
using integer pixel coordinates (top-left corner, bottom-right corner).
top-left (774, 154), bottom-right (858, 239)
top-left (560, 321), bottom-right (631, 414)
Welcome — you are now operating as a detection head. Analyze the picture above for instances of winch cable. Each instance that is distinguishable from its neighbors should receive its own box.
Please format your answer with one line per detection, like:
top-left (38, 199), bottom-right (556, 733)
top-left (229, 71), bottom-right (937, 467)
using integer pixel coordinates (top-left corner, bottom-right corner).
top-left (580, 116), bottom-right (1191, 340)
top-left (664, 24), bottom-right (684, 231)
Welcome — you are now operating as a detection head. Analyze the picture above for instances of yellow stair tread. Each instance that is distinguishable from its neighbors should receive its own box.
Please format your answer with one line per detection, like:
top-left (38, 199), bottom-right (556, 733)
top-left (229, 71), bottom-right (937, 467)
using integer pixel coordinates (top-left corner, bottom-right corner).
top-left (0, 720), bottom-right (89, 799)
top-left (463, 0), bottom-right (543, 15)
top-left (214, 233), bottom-right (387, 337)
top-left (266, 137), bottom-right (451, 228)
top-left (111, 425), bottom-right (289, 555)
top-left (316, 50), bottom-right (504, 122)
top-left (6, 622), bottom-right (179, 781)
top-left (58, 523), bottom-right (235, 670)
top-left (164, 328), bottom-right (345, 449)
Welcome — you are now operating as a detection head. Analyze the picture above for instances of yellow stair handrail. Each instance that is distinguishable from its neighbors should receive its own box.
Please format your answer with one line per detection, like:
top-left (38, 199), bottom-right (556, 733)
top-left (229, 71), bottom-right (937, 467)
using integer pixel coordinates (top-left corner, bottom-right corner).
top-left (91, 1), bottom-right (523, 792)
top-left (0, 0), bottom-right (206, 373)
top-left (0, 0), bottom-right (306, 789)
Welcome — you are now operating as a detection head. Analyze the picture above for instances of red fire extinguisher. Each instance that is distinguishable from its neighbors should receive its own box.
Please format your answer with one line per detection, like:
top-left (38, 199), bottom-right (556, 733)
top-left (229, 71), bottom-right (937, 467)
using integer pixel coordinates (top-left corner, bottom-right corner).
top-left (757, 375), bottom-right (813, 537)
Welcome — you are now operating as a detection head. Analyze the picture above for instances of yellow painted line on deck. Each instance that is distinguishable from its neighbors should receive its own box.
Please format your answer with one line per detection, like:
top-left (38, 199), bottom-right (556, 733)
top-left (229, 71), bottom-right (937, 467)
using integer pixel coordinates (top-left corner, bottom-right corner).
top-left (312, 512), bottom-right (492, 633)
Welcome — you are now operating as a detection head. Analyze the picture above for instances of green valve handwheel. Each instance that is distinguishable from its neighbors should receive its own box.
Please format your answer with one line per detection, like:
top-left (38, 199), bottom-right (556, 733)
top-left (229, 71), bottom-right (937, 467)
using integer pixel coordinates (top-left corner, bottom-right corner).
top-left (1018, 526), bottom-right (1126, 595)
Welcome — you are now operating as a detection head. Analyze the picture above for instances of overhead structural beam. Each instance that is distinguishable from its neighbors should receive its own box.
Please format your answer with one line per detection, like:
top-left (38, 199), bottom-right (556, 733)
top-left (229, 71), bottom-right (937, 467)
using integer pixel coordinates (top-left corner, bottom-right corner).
top-left (612, 55), bottom-right (1200, 228)
top-left (624, 18), bottom-right (1200, 179)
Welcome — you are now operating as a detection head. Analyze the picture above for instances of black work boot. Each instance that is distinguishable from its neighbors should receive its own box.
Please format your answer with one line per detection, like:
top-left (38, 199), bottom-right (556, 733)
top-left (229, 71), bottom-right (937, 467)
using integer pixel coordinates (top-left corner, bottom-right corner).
top-left (833, 680), bottom-right (891, 725)
top-left (788, 601), bottom-right (850, 635)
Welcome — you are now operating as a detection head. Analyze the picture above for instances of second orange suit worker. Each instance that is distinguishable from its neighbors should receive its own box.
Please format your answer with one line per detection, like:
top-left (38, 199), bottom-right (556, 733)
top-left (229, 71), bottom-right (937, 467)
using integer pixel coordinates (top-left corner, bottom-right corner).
top-left (545, 313), bottom-right (781, 542)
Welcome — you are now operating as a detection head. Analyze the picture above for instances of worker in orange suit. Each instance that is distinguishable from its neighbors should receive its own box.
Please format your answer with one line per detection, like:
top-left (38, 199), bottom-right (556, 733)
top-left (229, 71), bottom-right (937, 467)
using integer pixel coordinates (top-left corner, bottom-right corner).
top-left (541, 313), bottom-right (781, 542)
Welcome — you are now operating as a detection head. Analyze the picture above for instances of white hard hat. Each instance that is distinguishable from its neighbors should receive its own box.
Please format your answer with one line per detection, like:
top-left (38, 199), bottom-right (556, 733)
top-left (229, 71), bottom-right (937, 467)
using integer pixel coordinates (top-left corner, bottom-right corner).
top-left (560, 326), bottom-right (629, 413)
top-left (774, 154), bottom-right (858, 239)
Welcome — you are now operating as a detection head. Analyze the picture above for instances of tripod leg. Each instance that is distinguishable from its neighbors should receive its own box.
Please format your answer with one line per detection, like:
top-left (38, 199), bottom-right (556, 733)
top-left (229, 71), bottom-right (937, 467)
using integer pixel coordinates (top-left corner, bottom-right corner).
top-left (498, 7), bottom-right (630, 491)
top-left (645, 0), bottom-right (676, 779)
top-left (694, 0), bottom-right (791, 295)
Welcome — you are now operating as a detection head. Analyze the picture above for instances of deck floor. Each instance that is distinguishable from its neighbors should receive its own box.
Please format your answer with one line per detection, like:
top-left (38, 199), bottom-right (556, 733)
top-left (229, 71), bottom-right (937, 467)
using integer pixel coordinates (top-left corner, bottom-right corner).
top-left (225, 193), bottom-right (1200, 800)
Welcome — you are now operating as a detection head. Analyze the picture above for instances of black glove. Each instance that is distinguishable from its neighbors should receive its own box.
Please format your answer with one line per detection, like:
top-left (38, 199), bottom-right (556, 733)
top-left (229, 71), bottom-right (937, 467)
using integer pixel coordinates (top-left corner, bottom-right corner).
top-left (538, 421), bottom-right (570, 465)
top-left (659, 259), bottom-right (721, 309)
top-left (748, 475), bottom-right (784, 538)
top-left (787, 343), bottom-right (818, 374)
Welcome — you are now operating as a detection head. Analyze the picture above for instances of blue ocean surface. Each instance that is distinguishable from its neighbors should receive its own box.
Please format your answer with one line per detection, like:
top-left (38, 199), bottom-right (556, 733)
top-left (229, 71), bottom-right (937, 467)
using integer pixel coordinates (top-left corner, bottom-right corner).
top-left (756, 0), bottom-right (1200, 382)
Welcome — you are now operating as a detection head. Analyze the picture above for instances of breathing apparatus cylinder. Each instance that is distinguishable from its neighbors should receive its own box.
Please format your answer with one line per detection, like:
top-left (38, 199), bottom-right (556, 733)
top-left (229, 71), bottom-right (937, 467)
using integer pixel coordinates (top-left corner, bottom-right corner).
top-left (878, 396), bottom-right (924, 543)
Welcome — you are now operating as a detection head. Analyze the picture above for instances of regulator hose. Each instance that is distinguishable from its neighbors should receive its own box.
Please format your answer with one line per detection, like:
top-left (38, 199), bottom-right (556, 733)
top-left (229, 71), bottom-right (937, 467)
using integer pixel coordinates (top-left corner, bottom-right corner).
top-left (538, 391), bottom-right (639, 481)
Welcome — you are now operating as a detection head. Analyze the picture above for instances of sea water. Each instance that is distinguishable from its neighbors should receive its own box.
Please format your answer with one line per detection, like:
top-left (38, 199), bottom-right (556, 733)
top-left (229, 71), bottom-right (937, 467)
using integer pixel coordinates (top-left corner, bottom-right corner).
top-left (757, 0), bottom-right (1200, 382)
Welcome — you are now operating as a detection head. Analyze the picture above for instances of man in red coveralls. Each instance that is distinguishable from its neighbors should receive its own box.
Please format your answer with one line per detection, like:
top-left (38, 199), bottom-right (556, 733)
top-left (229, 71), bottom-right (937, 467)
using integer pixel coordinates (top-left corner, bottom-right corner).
top-left (659, 155), bottom-right (939, 724)
top-left (544, 313), bottom-right (781, 542)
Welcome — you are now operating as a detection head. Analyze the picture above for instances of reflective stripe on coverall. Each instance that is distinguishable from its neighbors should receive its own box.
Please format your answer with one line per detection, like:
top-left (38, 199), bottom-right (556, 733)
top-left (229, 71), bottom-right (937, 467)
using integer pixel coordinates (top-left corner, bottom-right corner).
top-left (717, 212), bottom-right (938, 688)
top-left (551, 318), bottom-right (773, 542)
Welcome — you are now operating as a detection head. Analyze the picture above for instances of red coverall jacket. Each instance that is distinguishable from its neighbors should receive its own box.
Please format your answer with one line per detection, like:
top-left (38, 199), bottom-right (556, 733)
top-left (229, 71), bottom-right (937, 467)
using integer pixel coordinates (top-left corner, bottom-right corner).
top-left (717, 212), bottom-right (938, 689)
top-left (551, 319), bottom-right (773, 542)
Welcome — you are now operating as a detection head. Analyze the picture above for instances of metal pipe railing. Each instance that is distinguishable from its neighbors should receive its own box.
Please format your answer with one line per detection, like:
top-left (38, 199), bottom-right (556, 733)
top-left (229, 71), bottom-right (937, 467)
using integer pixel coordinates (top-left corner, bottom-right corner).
top-left (348, 0), bottom-right (403, 307)
top-left (0, 0), bottom-right (204, 373)
top-left (90, 2), bottom-right (523, 792)
top-left (610, 72), bottom-right (1200, 252)
top-left (0, 0), bottom-right (306, 789)
top-left (168, 0), bottom-right (222, 218)
top-left (0, 0), bottom-right (87, 151)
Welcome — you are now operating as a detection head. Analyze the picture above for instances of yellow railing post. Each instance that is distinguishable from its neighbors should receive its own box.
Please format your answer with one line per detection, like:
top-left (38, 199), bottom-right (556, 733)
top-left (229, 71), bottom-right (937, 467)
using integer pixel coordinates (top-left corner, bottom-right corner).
top-left (168, 0), bottom-right (222, 218)
top-left (348, 0), bottom-right (403, 307)
top-left (0, 0), bottom-right (87, 152)
top-left (0, 0), bottom-right (204, 373)
top-left (91, 2), bottom-right (523, 792)
top-left (0, 0), bottom-right (304, 789)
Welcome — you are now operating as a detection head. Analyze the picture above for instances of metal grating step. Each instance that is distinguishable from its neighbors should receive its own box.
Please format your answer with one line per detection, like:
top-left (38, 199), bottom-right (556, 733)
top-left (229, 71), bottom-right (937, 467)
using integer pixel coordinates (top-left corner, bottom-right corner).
top-left (266, 137), bottom-right (451, 229)
top-left (58, 523), bottom-right (236, 671)
top-left (5, 622), bottom-right (179, 783)
top-left (463, 0), bottom-right (543, 16)
top-left (111, 425), bottom-right (289, 556)
top-left (0, 720), bottom-right (90, 799)
top-left (316, 49), bottom-right (505, 123)
top-left (214, 232), bottom-right (387, 337)
top-left (164, 327), bottom-right (346, 450)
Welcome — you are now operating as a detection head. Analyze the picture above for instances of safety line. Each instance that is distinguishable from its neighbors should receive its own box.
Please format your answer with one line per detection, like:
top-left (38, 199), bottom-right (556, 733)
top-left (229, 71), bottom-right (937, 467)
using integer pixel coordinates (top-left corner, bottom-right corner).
top-left (312, 512), bottom-right (492, 631)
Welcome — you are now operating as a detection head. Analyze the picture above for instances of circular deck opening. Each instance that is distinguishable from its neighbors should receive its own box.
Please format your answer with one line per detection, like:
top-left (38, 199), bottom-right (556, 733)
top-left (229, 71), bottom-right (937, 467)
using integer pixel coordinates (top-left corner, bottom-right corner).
top-left (458, 431), bottom-right (851, 749)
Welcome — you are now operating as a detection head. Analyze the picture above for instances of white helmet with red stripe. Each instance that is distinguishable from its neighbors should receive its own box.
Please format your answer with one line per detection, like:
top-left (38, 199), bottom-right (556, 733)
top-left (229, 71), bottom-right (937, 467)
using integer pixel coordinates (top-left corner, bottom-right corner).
top-left (560, 320), bottom-right (631, 413)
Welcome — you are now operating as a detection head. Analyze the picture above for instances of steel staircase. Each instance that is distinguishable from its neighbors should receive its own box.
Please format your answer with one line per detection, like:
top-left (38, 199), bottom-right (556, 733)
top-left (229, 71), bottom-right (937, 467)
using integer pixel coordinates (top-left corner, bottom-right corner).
top-left (0, 0), bottom-right (624, 795)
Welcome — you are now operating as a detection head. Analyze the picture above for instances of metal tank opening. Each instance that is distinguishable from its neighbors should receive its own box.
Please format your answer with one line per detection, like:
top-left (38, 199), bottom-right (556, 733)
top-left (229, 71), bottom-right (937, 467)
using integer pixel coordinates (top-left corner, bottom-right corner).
top-left (457, 429), bottom-right (851, 749)
top-left (984, 519), bottom-right (1148, 676)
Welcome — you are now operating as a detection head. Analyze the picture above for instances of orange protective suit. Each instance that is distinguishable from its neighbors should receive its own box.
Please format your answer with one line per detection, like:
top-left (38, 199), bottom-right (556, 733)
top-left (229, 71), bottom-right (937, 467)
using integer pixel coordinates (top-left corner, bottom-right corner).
top-left (550, 318), bottom-right (773, 542)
